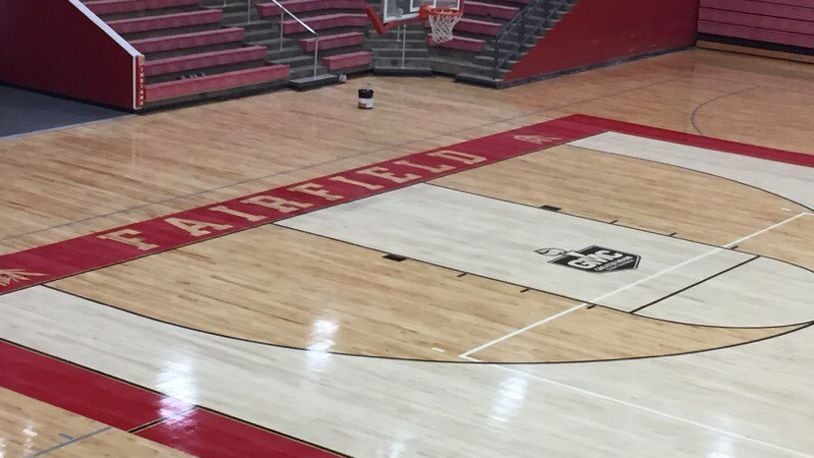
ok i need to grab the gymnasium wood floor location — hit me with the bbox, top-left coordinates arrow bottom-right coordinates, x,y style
1,48 -> 813,457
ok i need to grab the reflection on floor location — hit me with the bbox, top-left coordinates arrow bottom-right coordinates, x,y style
0,85 -> 125,137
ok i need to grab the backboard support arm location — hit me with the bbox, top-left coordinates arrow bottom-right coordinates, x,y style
366,5 -> 423,35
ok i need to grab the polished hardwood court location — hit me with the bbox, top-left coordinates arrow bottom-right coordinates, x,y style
435,145 -> 809,246
0,388 -> 188,457
1,48 -> 813,457
2,49 -> 813,256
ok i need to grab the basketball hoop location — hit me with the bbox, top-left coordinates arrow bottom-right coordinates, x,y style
420,5 -> 463,44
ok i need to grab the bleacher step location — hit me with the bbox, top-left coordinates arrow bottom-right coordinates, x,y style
289,73 -> 341,91
144,46 -> 268,77
427,36 -> 486,53
256,0 -> 367,17
374,66 -> 434,76
109,9 -> 222,34
465,1 -> 519,19
455,72 -> 504,88
144,64 -> 290,105
300,32 -> 365,52
131,28 -> 246,54
85,0 -> 199,17
323,50 -> 373,70
282,13 -> 368,34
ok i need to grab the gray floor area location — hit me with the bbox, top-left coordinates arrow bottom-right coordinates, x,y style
0,85 -> 125,138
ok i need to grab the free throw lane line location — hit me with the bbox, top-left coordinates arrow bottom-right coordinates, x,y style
459,212 -> 810,358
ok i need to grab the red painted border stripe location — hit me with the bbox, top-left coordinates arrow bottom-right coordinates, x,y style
0,115 -> 809,298
138,408 -> 337,458
562,114 -> 814,168
0,117 -> 600,295
0,340 -> 340,457
0,340 -> 192,431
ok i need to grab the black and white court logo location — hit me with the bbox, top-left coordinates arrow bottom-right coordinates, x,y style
535,246 -> 641,273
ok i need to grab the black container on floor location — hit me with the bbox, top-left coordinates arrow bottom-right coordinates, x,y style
358,88 -> 374,109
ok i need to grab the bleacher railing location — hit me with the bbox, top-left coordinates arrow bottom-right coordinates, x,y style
491,0 -> 569,79
232,0 -> 321,78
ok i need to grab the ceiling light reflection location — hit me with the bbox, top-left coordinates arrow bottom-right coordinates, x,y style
388,440 -> 407,458
489,375 -> 528,423
306,319 -> 339,373
706,433 -> 734,458
155,356 -> 199,405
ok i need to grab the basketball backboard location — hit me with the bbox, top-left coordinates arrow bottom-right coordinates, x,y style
381,0 -> 461,22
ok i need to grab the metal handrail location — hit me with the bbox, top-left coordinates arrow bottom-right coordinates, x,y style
264,0 -> 317,35
267,0 -> 320,78
229,0 -> 321,78
491,0 -> 568,79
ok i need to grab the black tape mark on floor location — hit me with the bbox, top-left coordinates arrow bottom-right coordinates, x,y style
630,255 -> 759,314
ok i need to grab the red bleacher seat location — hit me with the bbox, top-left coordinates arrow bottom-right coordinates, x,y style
322,51 -> 372,70
85,0 -> 199,16
282,13 -> 368,34
144,46 -> 268,76
256,0 -> 365,17
109,10 -> 221,34
131,28 -> 246,53
465,1 -> 519,20
452,18 -> 502,36
699,0 -> 814,50
299,32 -> 364,52
145,65 -> 289,101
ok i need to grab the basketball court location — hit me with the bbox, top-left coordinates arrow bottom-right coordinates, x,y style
1,8 -> 814,456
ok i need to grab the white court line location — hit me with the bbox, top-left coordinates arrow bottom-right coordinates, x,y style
722,212 -> 811,247
459,212 -> 811,358
460,354 -> 813,458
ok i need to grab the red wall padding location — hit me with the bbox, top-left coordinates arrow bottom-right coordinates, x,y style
505,0 -> 700,82
0,0 -> 138,109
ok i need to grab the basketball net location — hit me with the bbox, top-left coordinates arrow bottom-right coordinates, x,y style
424,7 -> 463,44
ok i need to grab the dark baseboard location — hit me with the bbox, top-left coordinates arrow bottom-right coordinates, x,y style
697,34 -> 814,57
